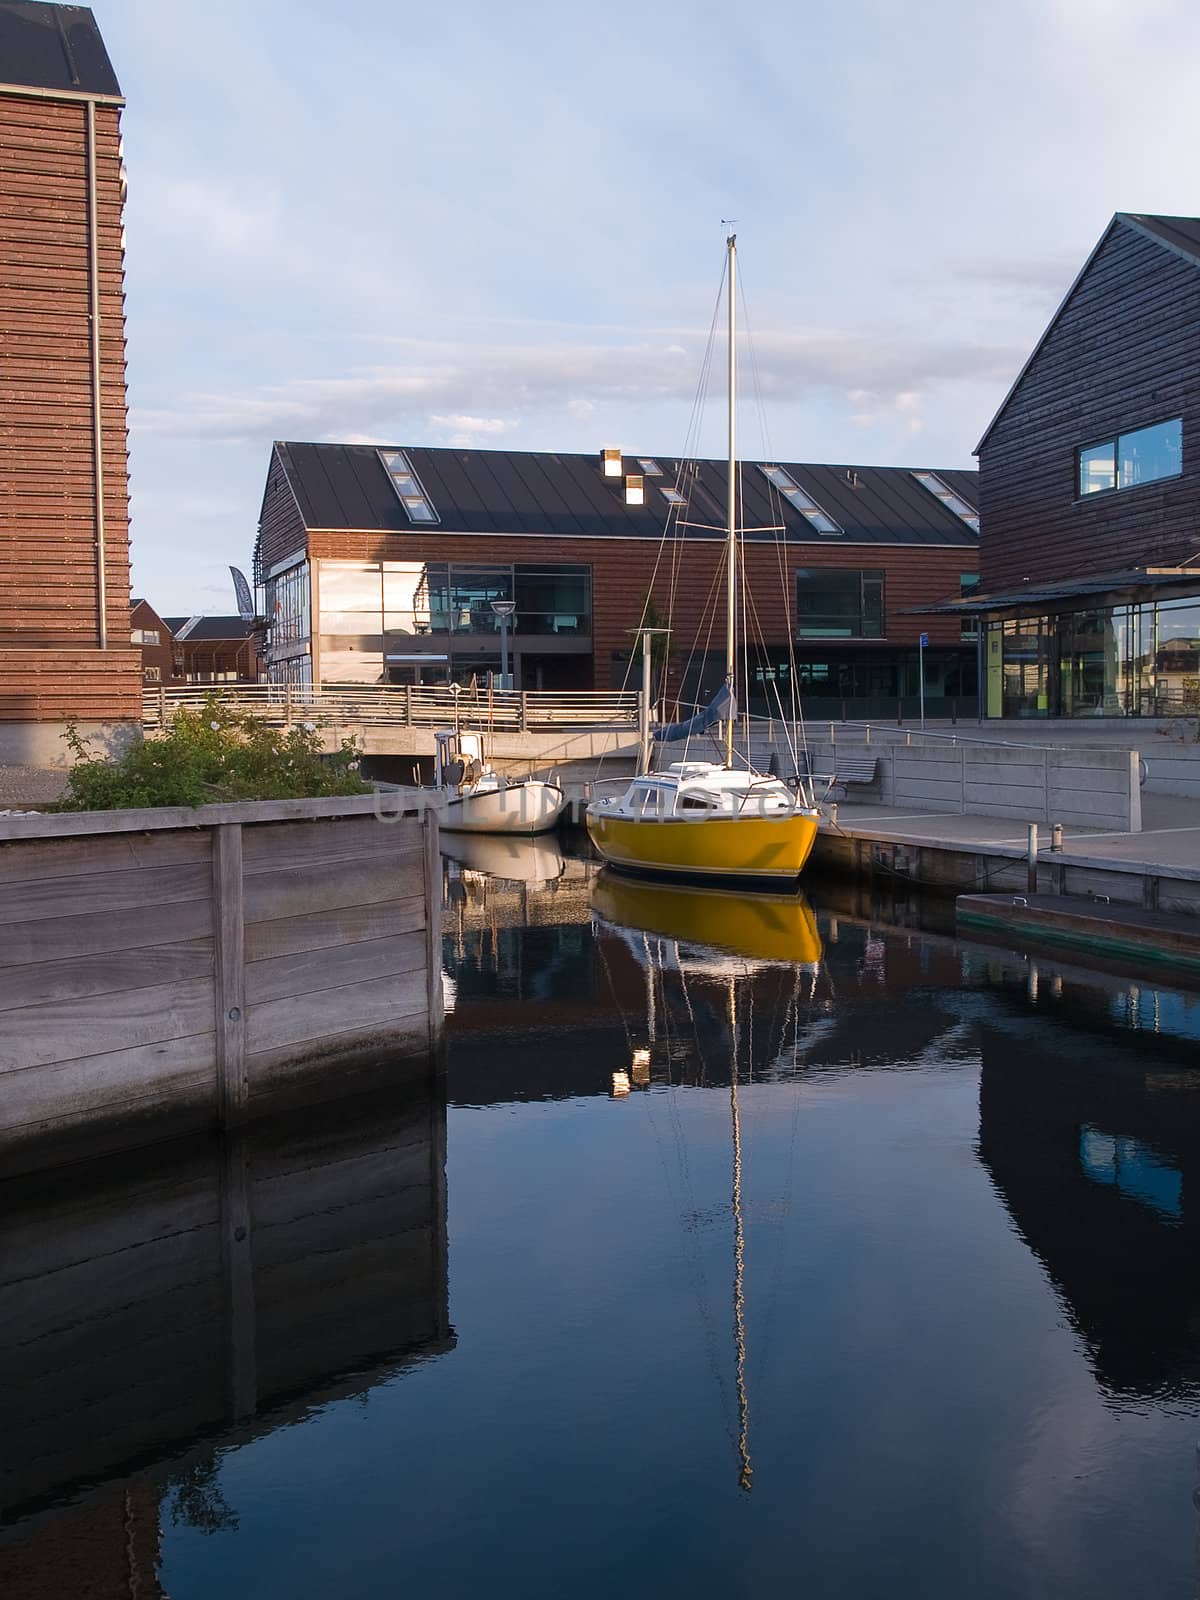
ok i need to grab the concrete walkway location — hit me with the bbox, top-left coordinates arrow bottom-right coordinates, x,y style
826,791 -> 1200,871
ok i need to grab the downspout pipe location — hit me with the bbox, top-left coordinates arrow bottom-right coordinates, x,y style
85,98 -> 107,648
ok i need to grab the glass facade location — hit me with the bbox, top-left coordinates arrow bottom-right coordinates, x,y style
266,559 -> 591,688
987,594 -> 1200,717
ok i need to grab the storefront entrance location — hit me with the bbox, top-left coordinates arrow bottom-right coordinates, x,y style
988,595 -> 1200,717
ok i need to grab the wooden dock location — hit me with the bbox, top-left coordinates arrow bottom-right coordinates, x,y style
956,893 -> 1200,975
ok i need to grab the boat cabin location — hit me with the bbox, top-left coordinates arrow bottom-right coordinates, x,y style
602,763 -> 798,820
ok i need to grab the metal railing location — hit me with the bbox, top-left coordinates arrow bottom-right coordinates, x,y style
142,684 -> 641,734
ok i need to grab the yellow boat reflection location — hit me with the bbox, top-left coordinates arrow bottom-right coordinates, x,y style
591,870 -> 822,968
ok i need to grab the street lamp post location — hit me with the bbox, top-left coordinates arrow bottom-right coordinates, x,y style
491,600 -> 516,690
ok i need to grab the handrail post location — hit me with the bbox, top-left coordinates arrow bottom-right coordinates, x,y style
284,683 -> 293,726
405,684 -> 413,727
1027,823 -> 1039,895
520,690 -> 529,732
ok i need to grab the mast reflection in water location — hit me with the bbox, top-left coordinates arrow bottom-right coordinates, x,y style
5,842 -> 1200,1598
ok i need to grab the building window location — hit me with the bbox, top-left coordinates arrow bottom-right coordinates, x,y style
960,573 -> 980,642
795,569 -> 884,638
760,465 -> 843,535
266,561 -> 311,650
143,666 -> 161,681
1077,417 -> 1181,496
911,471 -> 980,533
131,627 -> 160,646
378,449 -> 439,523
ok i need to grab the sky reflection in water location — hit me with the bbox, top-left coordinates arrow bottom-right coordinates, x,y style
3,850 -> 1200,1599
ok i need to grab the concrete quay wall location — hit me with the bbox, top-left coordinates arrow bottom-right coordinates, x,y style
813,825 -> 1200,918
801,741 -> 1142,832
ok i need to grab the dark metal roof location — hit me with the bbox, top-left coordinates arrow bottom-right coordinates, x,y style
912,566 -> 1200,616
271,442 -> 979,549
1122,212 -> 1200,267
976,212 -> 1200,454
163,616 -> 258,642
0,2 -> 120,96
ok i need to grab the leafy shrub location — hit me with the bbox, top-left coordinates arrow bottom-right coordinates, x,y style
53,694 -> 371,812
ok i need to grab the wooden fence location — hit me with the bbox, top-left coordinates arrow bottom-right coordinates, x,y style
0,795 -> 441,1171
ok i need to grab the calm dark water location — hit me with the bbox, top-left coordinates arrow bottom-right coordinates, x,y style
4,846 -> 1200,1598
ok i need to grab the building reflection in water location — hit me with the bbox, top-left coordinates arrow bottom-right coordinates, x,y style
973,957 -> 1200,1400
0,1073 -> 451,1595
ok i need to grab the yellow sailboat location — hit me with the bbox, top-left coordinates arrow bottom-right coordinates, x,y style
586,233 -> 820,887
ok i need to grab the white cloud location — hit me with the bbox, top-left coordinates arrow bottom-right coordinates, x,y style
130,326 -> 1021,449
428,414 -> 516,435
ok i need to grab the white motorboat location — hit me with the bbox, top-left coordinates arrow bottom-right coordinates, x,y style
432,729 -> 566,835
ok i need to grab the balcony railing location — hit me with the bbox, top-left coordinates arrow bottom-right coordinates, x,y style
143,684 -> 640,733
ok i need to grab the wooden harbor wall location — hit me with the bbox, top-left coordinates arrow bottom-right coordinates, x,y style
0,1081 -> 450,1525
0,795 -> 441,1173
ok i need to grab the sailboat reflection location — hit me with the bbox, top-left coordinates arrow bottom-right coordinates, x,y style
440,831 -> 566,884
591,872 -> 826,1492
590,871 -> 823,972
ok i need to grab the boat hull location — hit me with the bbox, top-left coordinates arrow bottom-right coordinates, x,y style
440,781 -> 566,836
586,809 -> 818,885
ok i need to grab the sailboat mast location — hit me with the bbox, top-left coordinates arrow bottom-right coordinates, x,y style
724,231 -> 737,770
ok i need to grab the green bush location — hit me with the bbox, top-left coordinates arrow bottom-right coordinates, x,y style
53,694 -> 371,812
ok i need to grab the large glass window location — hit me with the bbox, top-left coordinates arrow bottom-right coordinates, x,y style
314,558 -> 592,685
1077,417 -> 1181,496
266,561 -> 310,649
795,569 -> 884,638
1153,597 -> 1200,713
992,595 -> 1200,717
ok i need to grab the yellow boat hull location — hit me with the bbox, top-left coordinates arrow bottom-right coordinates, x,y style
586,809 -> 818,884
592,871 -> 821,966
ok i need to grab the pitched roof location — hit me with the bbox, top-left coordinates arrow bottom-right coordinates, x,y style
163,616 -> 258,642
1122,212 -> 1200,266
270,442 -> 979,549
0,2 -> 121,97
976,212 -> 1200,453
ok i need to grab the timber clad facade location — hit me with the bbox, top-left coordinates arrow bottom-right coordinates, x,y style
256,441 -> 980,717
979,216 -> 1200,591
0,4 -> 140,748
973,212 -> 1200,719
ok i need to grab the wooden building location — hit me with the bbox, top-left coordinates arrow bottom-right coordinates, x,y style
160,614 -> 263,684
254,442 -> 980,719
0,2 -> 140,762
962,213 -> 1200,719
129,596 -> 179,684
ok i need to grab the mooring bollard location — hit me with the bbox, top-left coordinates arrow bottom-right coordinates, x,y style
830,802 -> 838,828
1027,822 -> 1039,894
1051,822 -> 1063,852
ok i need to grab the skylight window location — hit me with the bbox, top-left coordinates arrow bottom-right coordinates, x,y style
638,458 -> 663,475
661,487 -> 686,506
758,464 -> 842,535
911,470 -> 979,532
379,449 -> 439,525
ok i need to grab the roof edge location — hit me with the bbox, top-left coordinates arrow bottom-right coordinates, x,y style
0,79 -> 123,106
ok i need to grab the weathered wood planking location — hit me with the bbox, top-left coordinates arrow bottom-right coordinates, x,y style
243,895 -> 424,961
0,1081 -> 448,1517
0,805 -> 438,1170
0,88 -> 139,724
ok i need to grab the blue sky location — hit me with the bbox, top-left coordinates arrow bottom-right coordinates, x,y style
101,0 -> 1200,611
